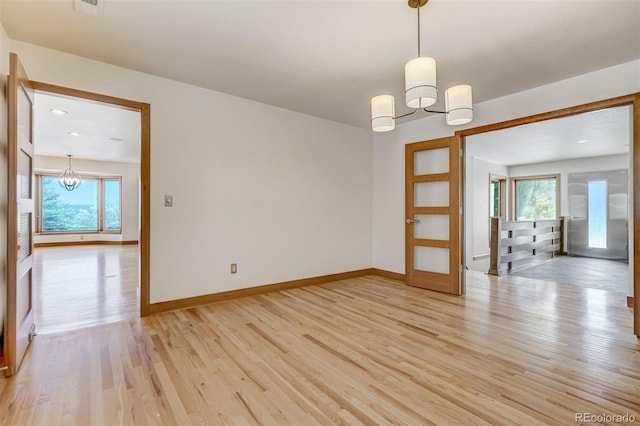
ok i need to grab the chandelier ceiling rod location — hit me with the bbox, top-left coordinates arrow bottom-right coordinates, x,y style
416,0 -> 420,57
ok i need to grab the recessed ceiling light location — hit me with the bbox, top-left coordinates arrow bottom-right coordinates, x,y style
576,139 -> 589,144
68,131 -> 81,137
50,109 -> 68,115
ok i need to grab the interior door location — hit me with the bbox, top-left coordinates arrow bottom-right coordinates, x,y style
405,136 -> 463,294
568,170 -> 629,260
5,52 -> 36,376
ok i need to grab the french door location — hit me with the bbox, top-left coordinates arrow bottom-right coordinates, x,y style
405,136 -> 463,294
568,170 -> 629,260
5,53 -> 36,376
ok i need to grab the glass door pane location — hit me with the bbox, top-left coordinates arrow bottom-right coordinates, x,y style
587,180 -> 607,249
413,214 -> 449,240
414,147 -> 449,175
414,181 -> 449,207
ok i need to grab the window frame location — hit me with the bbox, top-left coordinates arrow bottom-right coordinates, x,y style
511,174 -> 560,221
489,174 -> 508,220
36,173 -> 123,235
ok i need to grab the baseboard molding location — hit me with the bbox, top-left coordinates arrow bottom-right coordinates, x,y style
628,296 -> 634,308
35,240 -> 139,248
149,268 -> 376,315
371,268 -> 406,282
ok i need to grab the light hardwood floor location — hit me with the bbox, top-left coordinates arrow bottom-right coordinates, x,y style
1,272 -> 638,425
511,255 -> 629,295
33,245 -> 139,334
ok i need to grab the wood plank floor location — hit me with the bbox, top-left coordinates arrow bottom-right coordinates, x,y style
1,272 -> 638,425
511,255 -> 629,295
33,245 -> 139,334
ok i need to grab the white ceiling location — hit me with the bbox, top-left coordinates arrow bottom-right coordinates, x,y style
2,0 -> 639,130
466,105 -> 631,166
5,1 -> 638,165
34,92 -> 140,164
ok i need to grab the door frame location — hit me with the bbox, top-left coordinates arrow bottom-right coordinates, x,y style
489,173 -> 507,220
405,136 -> 463,295
457,93 -> 640,336
29,81 -> 151,317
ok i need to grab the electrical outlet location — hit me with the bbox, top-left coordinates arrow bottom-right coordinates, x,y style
164,194 -> 173,207
230,263 -> 237,274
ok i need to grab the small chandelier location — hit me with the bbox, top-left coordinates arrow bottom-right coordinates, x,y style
58,154 -> 82,191
371,0 -> 473,132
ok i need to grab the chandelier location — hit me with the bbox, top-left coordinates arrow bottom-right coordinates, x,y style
58,154 -> 82,191
371,0 -> 473,132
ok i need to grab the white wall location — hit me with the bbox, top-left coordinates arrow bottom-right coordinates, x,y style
8,40 -> 373,304
34,155 -> 139,244
372,59 -> 640,298
465,157 -> 509,272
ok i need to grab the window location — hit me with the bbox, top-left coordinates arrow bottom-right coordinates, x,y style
489,175 -> 507,219
513,175 -> 558,221
588,180 -> 607,248
103,179 -> 122,231
38,174 -> 122,233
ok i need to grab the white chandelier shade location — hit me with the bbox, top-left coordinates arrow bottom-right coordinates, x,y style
370,0 -> 473,132
405,56 -> 437,108
445,84 -> 473,125
371,94 -> 396,132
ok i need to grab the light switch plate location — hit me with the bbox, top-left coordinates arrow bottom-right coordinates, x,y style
164,194 -> 173,207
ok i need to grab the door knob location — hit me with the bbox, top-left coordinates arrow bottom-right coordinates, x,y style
406,218 -> 421,224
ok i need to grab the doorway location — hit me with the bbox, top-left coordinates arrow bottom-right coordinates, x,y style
28,81 -> 152,321
458,93 -> 640,336
3,53 -> 150,376
31,81 -> 151,316
31,91 -> 142,334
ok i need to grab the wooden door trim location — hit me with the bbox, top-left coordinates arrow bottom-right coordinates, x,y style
457,94 -> 637,137
489,174 -> 508,221
29,80 -> 151,317
634,93 -> 640,336
456,92 -> 640,336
